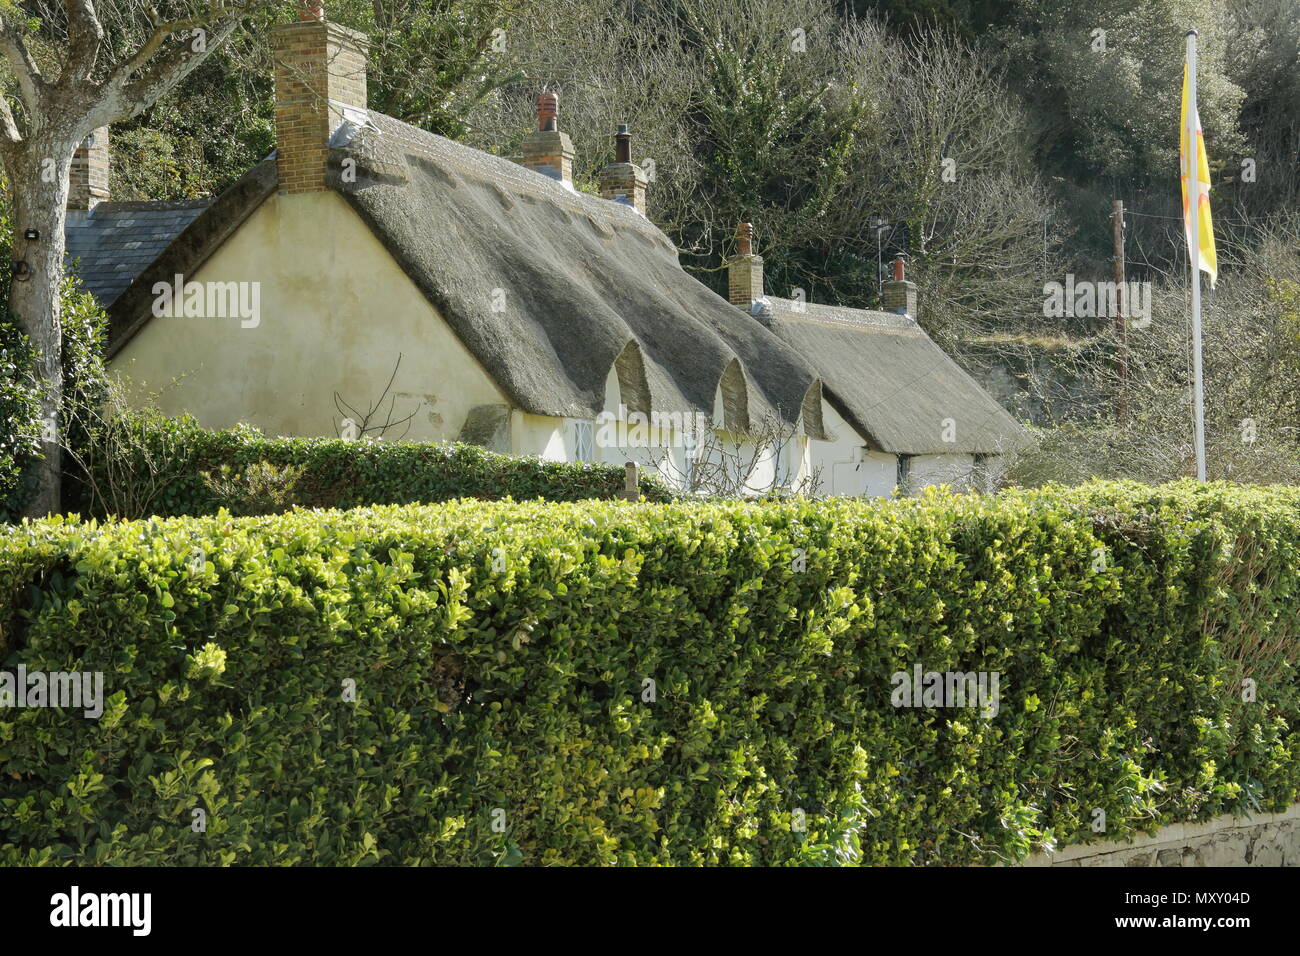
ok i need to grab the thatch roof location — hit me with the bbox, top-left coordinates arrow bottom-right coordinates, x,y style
76,109 -> 1025,455
325,112 -> 826,435
758,297 -> 1027,454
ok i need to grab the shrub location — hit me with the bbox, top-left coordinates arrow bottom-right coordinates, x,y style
69,414 -> 672,518
0,321 -> 40,519
0,278 -> 108,521
1,481 -> 1298,865
201,461 -> 307,516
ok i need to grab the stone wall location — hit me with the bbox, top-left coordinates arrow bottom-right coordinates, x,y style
1020,804 -> 1300,867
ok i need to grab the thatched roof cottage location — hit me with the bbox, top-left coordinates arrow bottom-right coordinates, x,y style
64,6 -> 1025,496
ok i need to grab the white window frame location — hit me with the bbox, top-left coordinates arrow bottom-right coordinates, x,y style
570,419 -> 595,463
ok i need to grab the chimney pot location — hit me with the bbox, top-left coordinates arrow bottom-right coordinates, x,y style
736,222 -> 754,256
537,92 -> 559,131
597,121 -> 647,212
882,255 -> 918,318
521,92 -> 575,186
299,1 -> 324,20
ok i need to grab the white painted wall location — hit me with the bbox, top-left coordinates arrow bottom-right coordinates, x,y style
512,398 -> 992,499
509,369 -> 706,487
810,401 -> 897,497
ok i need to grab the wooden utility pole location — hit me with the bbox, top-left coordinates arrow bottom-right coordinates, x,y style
1111,199 -> 1129,419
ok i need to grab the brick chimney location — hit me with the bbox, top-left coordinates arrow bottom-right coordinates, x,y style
68,126 -> 110,212
882,255 -> 917,318
520,92 -> 575,187
271,2 -> 369,194
598,123 -> 648,214
726,222 -> 764,307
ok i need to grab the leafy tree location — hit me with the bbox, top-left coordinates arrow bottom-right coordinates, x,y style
1219,0 -> 1300,216
978,0 -> 1246,187
838,0 -> 964,36
0,1 -> 524,515
0,310 -> 39,516
0,272 -> 107,518
352,0 -> 522,137
0,0 -> 277,515
673,0 -> 871,305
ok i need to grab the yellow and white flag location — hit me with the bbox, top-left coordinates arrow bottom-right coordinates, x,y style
1180,63 -> 1217,287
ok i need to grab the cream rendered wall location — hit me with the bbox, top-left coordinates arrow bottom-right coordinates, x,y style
111,191 -> 507,441
510,411 -> 568,460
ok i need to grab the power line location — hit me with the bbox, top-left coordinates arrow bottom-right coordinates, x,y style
1124,208 -> 1258,227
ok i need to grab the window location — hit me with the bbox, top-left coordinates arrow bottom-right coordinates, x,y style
571,419 -> 595,462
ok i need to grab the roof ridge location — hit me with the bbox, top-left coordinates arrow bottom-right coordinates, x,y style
766,296 -> 925,337
81,199 -> 213,213
357,110 -> 675,252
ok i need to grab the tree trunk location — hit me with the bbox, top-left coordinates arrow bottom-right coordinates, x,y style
8,141 -> 75,518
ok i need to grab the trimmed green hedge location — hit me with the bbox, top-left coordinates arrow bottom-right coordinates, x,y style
70,414 -> 671,518
2,480 -> 1298,865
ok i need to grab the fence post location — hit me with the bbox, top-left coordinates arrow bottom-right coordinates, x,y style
621,461 -> 639,501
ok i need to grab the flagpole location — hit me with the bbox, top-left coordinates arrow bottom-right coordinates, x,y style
1187,29 -> 1207,481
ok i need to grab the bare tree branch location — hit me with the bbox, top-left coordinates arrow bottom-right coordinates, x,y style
0,14 -> 48,117
333,355 -> 422,441
0,93 -> 21,148
93,9 -> 248,125
118,17 -> 243,119
62,0 -> 106,84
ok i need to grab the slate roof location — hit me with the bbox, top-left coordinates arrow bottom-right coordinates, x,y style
759,297 -> 1027,454
93,158 -> 279,355
65,201 -> 210,306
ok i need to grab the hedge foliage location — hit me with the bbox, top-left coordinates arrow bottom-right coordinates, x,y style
0,317 -> 39,515
2,480 -> 1298,865
0,278 -> 108,521
70,414 -> 671,519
